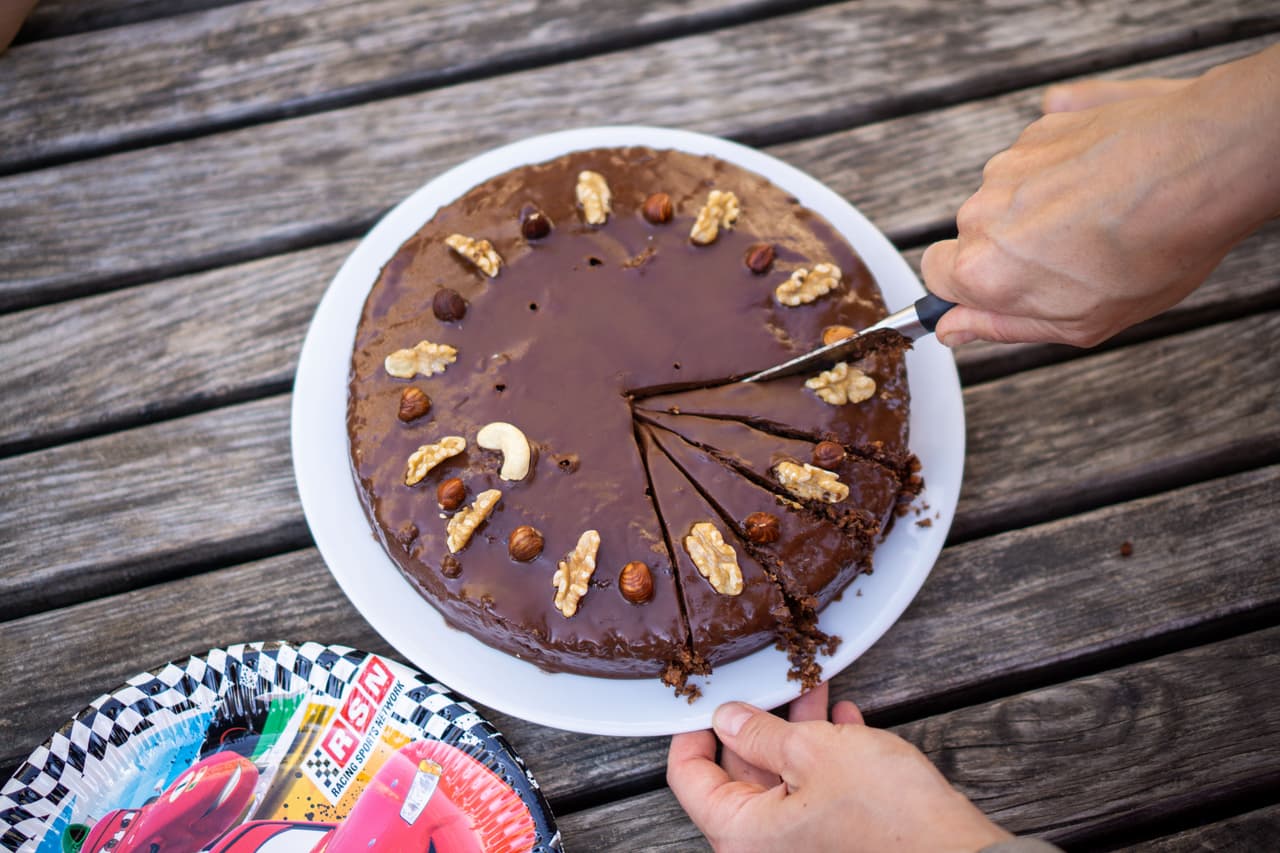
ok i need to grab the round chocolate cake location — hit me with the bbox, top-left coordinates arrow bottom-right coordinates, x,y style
347,146 -> 918,696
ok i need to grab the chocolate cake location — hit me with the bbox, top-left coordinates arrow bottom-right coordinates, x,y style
346,145 -> 916,693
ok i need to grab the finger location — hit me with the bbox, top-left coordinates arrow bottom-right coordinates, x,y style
668,730 -> 775,838
934,304 -> 1080,347
832,700 -> 865,726
788,682 -> 829,723
1042,77 -> 1191,113
713,702 -> 816,786
668,730 -> 728,802
722,745 -> 782,789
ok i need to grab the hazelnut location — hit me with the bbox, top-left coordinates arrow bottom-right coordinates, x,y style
436,477 -> 466,511
508,525 -> 544,562
744,243 -> 775,274
398,387 -> 432,422
743,512 -> 781,544
521,209 -> 552,240
433,288 -> 467,322
619,560 -> 654,604
812,440 -> 847,469
642,192 -> 673,224
822,325 -> 856,347
441,555 -> 462,578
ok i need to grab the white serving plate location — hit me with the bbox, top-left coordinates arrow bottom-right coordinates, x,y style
291,126 -> 964,736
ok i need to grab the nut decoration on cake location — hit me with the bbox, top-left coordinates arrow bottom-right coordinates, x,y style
347,146 -> 917,696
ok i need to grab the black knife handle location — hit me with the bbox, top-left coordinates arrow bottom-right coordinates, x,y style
915,291 -> 956,333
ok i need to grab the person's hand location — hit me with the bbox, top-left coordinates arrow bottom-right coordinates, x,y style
667,683 -> 1012,853
924,44 -> 1280,348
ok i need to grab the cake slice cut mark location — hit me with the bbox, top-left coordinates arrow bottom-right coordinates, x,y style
642,425 -> 837,689
637,409 -> 908,540
629,422 -> 709,700
634,344 -> 914,470
637,403 -> 917,481
646,424 -> 872,612
639,427 -> 800,674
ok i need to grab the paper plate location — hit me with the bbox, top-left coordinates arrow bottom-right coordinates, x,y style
0,642 -> 560,853
292,126 -> 965,735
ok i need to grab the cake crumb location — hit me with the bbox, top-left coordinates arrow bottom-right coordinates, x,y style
1120,541 -> 1134,558
915,518 -> 932,528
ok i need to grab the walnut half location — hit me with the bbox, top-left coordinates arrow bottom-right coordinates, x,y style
690,190 -> 740,246
385,340 -> 458,379
404,436 -> 466,486
775,263 -> 842,306
684,521 -> 743,596
445,233 -> 502,277
773,461 -> 849,504
805,362 -> 876,405
553,529 -> 601,617
446,488 -> 502,553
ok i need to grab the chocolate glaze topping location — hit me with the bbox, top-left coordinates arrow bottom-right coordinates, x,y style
347,146 -> 914,688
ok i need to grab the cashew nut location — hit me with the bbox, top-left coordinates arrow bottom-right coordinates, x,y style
476,422 -> 531,481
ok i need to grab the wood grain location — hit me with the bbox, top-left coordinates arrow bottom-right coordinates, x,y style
0,240 -> 353,454
0,40 -> 1271,456
2,4 -> 1275,308
16,0 -> 245,43
0,396 -> 306,619
0,0 -> 799,171
1123,803 -> 1280,851
953,309 -> 1280,542
3,464 -> 1276,809
559,628 -> 1280,847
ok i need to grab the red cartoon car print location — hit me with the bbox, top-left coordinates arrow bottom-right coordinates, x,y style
81,751 -> 259,852
78,741 -> 535,852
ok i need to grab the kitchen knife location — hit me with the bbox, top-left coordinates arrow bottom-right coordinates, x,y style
740,292 -> 955,384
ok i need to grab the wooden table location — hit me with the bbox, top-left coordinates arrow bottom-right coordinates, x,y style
2,2 -> 1278,849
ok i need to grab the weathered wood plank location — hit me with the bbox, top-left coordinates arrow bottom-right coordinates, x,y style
3,307 -> 1277,616
2,3 -> 1274,307
953,310 -> 1280,542
0,0 -> 802,171
0,240 -> 352,454
0,39 -> 1269,455
3,464 -> 1276,811
1122,803 -> 1280,851
0,396 -> 307,619
16,0 -> 243,43
560,628 -> 1280,847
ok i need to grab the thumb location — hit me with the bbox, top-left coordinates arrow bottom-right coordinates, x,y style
713,702 -> 818,788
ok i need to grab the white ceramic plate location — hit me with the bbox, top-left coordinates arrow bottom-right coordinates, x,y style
292,126 -> 964,737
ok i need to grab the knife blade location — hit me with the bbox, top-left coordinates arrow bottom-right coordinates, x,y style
740,291 -> 955,384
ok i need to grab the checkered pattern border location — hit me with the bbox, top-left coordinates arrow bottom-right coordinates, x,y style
1,641 -> 561,853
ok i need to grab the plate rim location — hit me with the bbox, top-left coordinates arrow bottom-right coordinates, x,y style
290,125 -> 965,736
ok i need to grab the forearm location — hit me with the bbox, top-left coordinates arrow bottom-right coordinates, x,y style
1180,42 -> 1280,243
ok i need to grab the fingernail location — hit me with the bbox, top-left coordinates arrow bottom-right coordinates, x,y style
713,702 -> 756,737
938,331 -> 975,348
